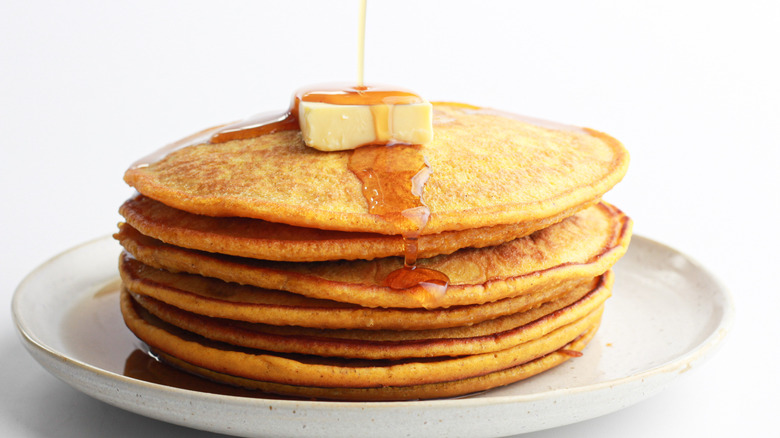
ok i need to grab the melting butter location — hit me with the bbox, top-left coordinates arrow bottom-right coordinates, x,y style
299,96 -> 433,151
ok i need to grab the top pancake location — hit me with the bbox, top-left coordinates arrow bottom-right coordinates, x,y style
124,104 -> 629,235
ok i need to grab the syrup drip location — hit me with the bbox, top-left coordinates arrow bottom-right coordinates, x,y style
207,84 -> 447,298
209,111 -> 299,144
131,84 -> 426,170
123,349 -> 300,400
348,144 -> 450,296
130,0 -> 447,297
558,349 -> 584,358
202,84 -> 425,145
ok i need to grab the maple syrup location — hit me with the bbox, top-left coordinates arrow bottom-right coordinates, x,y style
130,0 -> 448,298
357,0 -> 367,86
347,143 -> 449,294
208,83 -> 425,145
123,349 -> 301,400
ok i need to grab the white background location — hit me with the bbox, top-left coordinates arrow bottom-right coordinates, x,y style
2,0 -> 778,437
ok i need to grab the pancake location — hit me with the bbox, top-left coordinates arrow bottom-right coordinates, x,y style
124,103 -> 629,235
120,289 -> 603,399
119,194 -> 593,262
119,252 -> 602,330
128,273 -> 611,359
151,325 -> 598,401
115,202 -> 631,309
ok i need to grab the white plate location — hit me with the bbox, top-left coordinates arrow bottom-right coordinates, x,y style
12,235 -> 734,438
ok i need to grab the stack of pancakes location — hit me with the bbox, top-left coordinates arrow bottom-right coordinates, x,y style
115,103 -> 631,401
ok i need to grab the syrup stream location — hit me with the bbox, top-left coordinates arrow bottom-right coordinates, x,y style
357,0 -> 367,87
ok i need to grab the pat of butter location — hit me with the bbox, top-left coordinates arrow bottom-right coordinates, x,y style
299,101 -> 433,151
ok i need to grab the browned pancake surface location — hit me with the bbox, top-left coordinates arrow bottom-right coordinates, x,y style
151,325 -> 598,401
116,202 -> 632,308
119,253 -> 600,330
120,289 -> 603,392
129,272 -> 611,359
124,104 -> 629,235
120,194 -> 588,261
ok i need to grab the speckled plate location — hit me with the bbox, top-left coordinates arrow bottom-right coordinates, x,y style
12,235 -> 733,438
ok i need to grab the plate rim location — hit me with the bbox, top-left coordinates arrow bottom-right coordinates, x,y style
11,234 -> 736,430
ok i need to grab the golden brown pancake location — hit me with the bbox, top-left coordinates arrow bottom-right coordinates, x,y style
128,272 -> 611,359
120,194 -> 592,262
116,202 -> 631,309
119,252 -> 601,330
120,289 -> 603,399
124,104 -> 629,235
151,326 -> 598,401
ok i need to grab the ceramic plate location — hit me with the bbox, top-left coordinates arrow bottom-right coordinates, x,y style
12,235 -> 734,438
